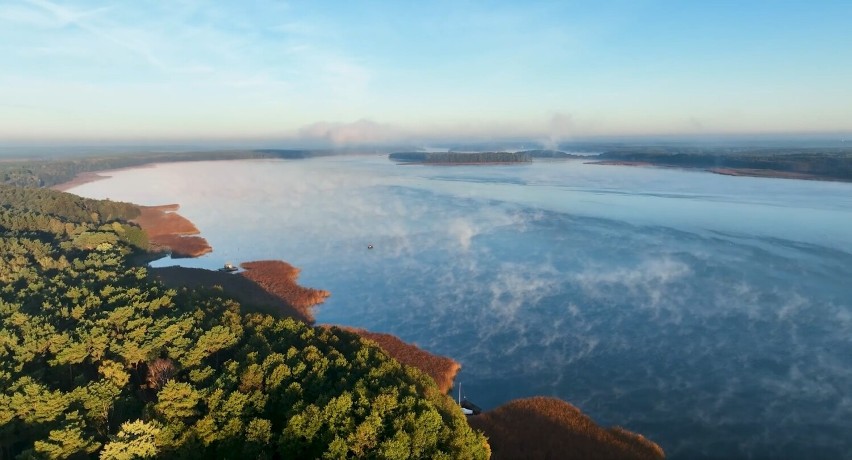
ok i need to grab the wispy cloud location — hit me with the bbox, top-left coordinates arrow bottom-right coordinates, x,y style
23,0 -> 187,73
12,0 -> 372,93
297,119 -> 402,146
1,0 -> 108,28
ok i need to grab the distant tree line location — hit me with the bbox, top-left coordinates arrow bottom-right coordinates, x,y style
0,150 -> 326,188
597,147 -> 852,181
519,150 -> 581,159
0,186 -> 490,458
389,151 -> 531,164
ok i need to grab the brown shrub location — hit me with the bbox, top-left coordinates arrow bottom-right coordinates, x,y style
468,397 -> 665,460
338,327 -> 460,393
148,234 -> 212,258
133,205 -> 198,237
239,260 -> 330,322
132,204 -> 212,257
146,358 -> 177,390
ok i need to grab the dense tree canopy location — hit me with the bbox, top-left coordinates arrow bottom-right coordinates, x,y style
0,187 -> 489,459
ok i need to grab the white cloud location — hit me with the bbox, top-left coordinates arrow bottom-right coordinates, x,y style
296,119 -> 403,146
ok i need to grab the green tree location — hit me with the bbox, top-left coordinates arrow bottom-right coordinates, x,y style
32,412 -> 99,459
154,381 -> 200,423
100,420 -> 160,460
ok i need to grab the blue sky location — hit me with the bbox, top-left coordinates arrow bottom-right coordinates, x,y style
1,0 -> 850,144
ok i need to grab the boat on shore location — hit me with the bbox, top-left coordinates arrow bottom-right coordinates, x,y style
218,262 -> 238,272
458,383 -> 482,415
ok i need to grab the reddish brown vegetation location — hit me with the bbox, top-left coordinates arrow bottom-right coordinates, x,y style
337,327 -> 460,393
132,205 -> 212,257
468,397 -> 665,460
149,266 -> 313,322
134,204 -> 195,235
146,235 -> 211,258
239,260 -> 330,322
145,358 -> 177,390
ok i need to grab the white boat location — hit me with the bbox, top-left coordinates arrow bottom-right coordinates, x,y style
218,262 -> 238,272
458,383 -> 481,415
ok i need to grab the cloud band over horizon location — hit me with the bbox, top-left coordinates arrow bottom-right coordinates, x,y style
1,0 -> 851,142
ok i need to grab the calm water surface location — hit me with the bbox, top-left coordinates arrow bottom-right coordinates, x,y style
70,156 -> 852,459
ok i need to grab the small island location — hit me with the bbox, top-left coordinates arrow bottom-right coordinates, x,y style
390,151 -> 532,164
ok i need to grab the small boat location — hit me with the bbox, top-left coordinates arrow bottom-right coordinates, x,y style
367,244 -> 374,249
218,262 -> 238,272
458,383 -> 481,416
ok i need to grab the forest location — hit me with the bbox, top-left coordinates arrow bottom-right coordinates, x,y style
0,150 -> 324,188
0,184 -> 489,458
595,147 -> 852,181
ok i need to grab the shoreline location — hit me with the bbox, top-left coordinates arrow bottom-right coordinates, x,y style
706,167 -> 831,181
469,397 -> 664,460
587,160 -> 850,182
396,161 -> 531,166
50,171 -> 111,191
49,163 -> 158,192
133,204 -> 213,258
51,166 -> 212,258
239,260 -> 331,323
57,162 -> 664,458
333,326 -> 461,394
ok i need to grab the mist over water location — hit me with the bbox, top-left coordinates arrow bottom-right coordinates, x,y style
70,156 -> 852,459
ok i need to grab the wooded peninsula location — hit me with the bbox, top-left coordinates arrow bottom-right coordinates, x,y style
0,184 -> 490,459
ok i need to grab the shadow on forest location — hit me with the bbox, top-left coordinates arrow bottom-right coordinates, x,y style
149,266 -> 313,323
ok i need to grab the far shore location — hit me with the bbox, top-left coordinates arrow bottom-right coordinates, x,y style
397,161 -> 531,166
50,171 -> 110,191
49,163 -> 158,192
707,167 -> 828,181
587,160 -> 848,182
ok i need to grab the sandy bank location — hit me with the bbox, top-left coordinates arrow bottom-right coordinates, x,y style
133,205 -> 212,258
334,327 -> 460,394
468,397 -> 664,460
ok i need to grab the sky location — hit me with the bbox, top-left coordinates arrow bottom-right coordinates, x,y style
1,0 -> 851,145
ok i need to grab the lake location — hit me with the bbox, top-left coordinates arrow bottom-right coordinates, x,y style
69,156 -> 852,459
